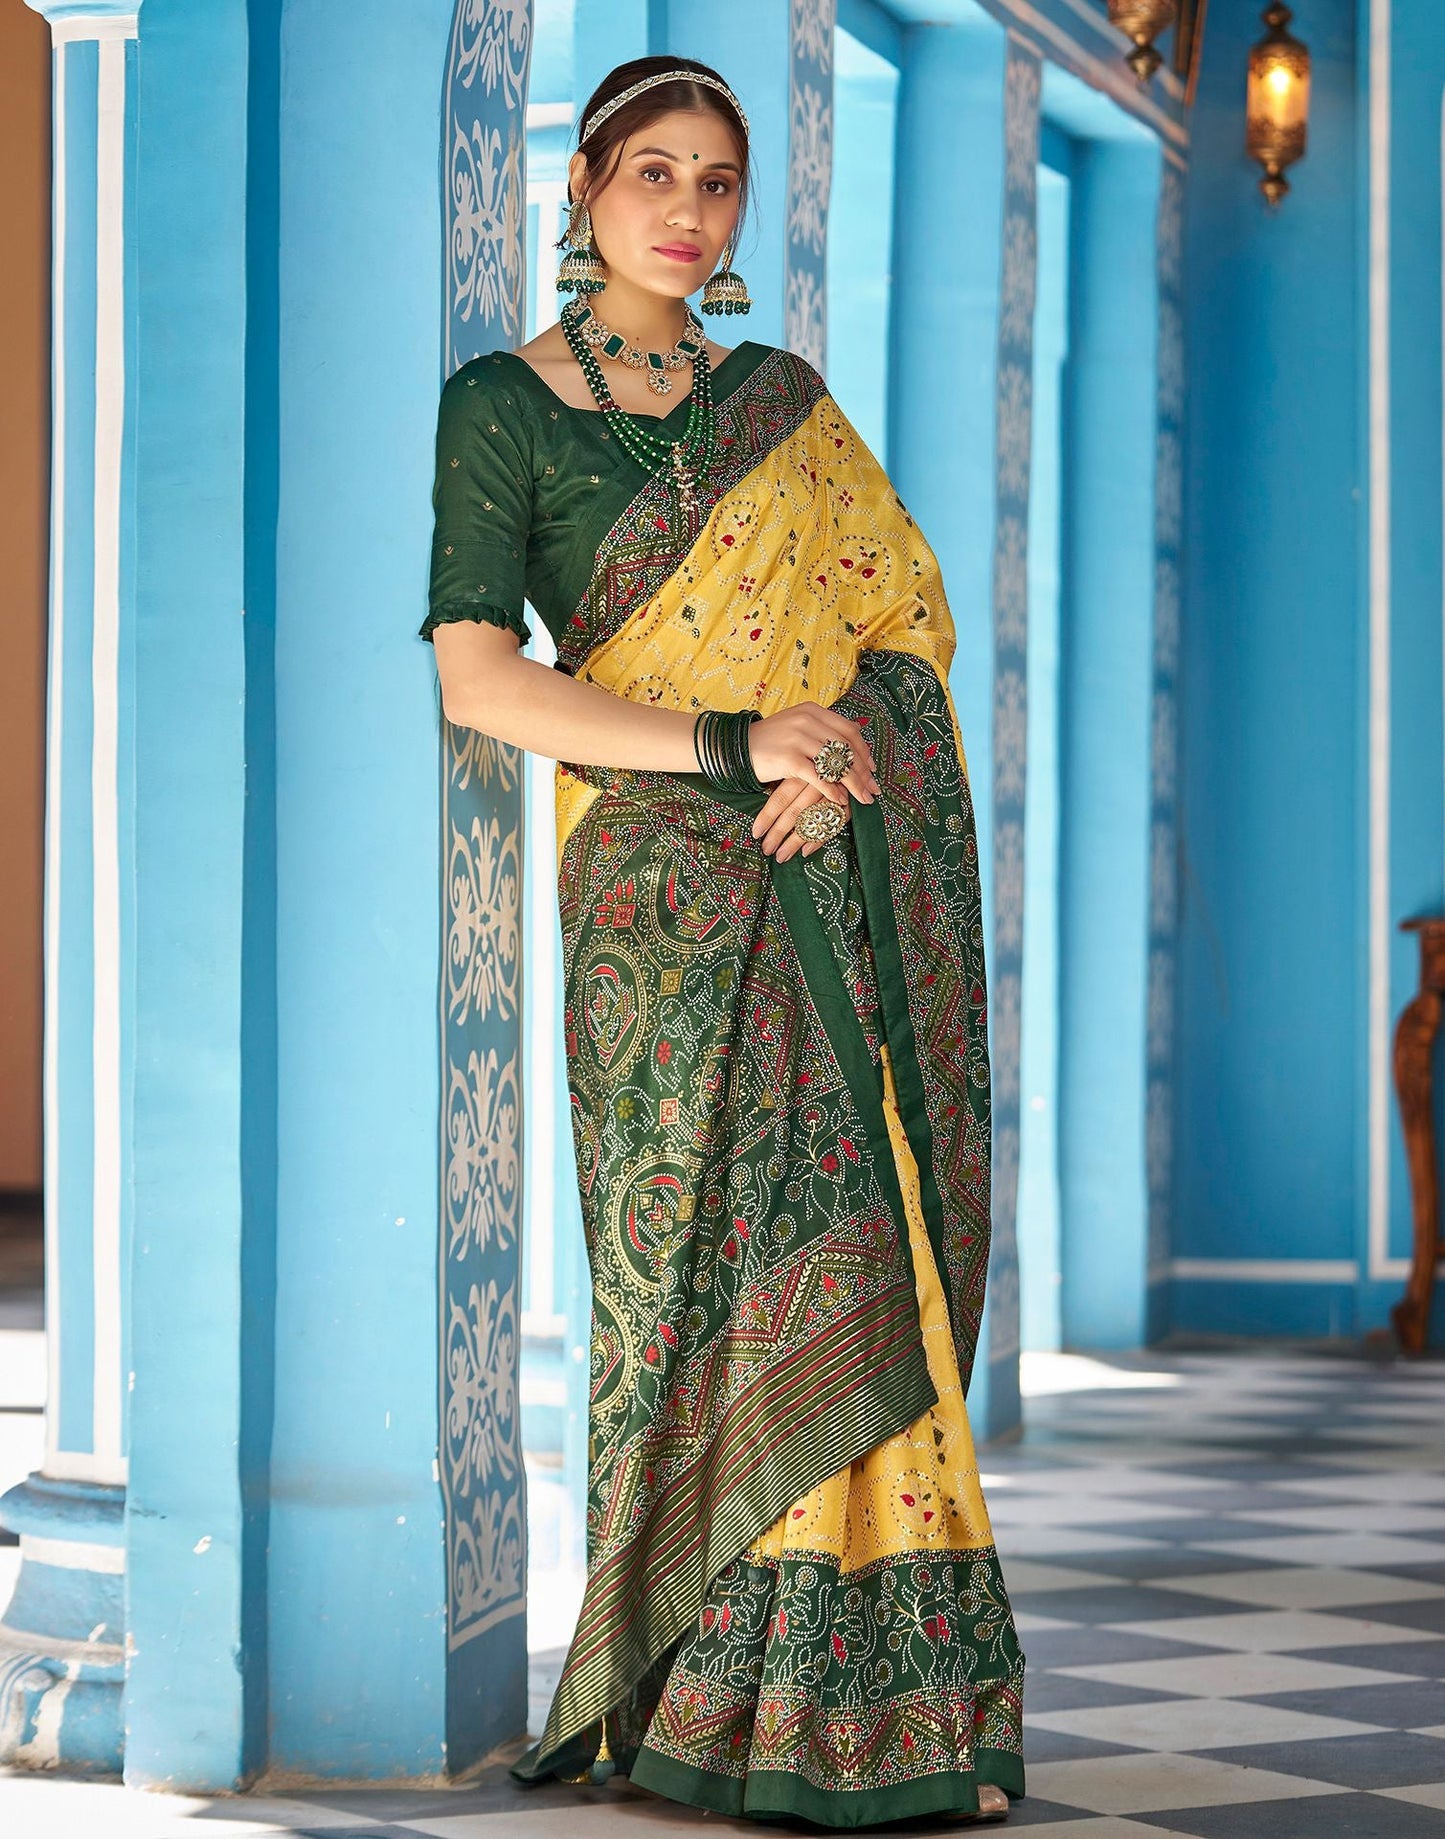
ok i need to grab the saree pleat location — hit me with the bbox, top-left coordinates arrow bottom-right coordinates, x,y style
479,348 -> 1024,1821
622,1048 -> 1024,1824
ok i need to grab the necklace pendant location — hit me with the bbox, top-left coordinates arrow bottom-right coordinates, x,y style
649,371 -> 673,396
670,443 -> 697,517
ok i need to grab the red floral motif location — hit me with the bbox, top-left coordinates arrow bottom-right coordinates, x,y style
831,1632 -> 848,1664
656,1039 -> 672,1065
593,876 -> 637,928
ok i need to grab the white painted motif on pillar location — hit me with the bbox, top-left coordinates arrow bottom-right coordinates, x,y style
1145,160 -> 1185,1281
449,1 -> 531,352
440,0 -> 532,1648
985,37 -> 1042,1389
995,820 -> 1025,955
785,0 -> 834,370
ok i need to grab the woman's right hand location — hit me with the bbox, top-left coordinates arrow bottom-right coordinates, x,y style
747,703 -> 880,862
747,701 -> 879,807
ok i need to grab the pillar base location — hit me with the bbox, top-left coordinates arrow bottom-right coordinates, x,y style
0,1474 -> 125,1774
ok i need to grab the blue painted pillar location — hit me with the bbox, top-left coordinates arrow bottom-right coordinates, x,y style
123,0 -> 258,1790
573,1 -> 655,107
7,0 -> 544,1789
663,0 -> 792,344
890,16 -> 1016,1441
1056,137 -> 1162,1349
0,0 -> 141,1776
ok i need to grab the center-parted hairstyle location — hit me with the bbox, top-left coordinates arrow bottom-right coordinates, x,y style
569,56 -> 756,258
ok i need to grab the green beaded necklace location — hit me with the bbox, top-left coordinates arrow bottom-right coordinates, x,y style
560,296 -> 718,517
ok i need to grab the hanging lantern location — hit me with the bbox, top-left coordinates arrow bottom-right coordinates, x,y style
1108,0 -> 1178,86
1247,3 -> 1311,206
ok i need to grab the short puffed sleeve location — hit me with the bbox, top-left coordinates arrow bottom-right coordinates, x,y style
419,359 -> 535,645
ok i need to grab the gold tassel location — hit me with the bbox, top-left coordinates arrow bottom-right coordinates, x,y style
588,1711 -> 616,1785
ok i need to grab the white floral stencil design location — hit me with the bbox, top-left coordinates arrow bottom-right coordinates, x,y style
999,213 -> 1038,346
997,362 -> 1033,501
786,0 -> 834,372
787,78 -> 833,257
785,265 -> 826,371
450,119 -> 526,344
452,0 -> 531,109
995,513 -> 1028,651
792,0 -> 834,70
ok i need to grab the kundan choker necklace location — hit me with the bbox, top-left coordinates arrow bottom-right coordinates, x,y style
569,301 -> 706,396
560,295 -> 717,518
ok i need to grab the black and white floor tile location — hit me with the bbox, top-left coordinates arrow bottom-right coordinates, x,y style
4,1347 -> 1445,1836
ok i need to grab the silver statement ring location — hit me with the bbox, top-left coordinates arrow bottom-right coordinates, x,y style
794,800 -> 848,843
812,737 -> 854,784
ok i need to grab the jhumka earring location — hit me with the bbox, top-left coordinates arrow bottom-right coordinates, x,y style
555,198 -> 607,296
699,240 -> 752,316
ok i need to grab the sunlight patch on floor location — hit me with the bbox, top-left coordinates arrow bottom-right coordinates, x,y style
1020,1350 -> 1184,1397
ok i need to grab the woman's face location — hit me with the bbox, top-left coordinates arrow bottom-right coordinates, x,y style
572,107 -> 743,302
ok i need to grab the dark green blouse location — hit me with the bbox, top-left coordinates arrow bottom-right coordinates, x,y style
421,342 -> 774,651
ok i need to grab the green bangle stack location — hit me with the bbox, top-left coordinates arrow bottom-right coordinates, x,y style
693,707 -> 765,795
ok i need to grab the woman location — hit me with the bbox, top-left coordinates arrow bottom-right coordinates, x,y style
423,54 -> 1024,1828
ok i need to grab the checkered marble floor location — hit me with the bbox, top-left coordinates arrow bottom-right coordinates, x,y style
5,1346 -> 1445,1836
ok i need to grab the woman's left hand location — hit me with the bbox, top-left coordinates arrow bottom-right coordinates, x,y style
751,776 -> 852,862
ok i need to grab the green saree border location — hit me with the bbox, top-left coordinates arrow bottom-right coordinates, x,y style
849,792 -> 956,1335
628,1743 -> 1026,1827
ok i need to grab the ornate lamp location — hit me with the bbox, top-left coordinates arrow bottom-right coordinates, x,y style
1108,0 -> 1178,86
1247,3 -> 1311,206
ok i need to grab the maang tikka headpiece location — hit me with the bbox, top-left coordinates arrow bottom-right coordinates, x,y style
580,69 -> 750,143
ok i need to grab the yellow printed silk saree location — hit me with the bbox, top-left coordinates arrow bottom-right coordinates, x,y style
424,342 -> 1025,1825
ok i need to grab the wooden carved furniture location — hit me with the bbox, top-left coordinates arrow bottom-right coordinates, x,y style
1392,918 -> 1445,1354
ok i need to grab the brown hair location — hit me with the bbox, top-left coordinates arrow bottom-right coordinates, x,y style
568,56 -> 755,259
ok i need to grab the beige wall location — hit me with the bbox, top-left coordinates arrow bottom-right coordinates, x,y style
0,5 -> 50,1193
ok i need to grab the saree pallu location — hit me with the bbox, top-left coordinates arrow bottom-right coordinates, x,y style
509,351 -> 1025,1824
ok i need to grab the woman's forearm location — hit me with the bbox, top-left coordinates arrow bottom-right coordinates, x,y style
442,643 -> 703,773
